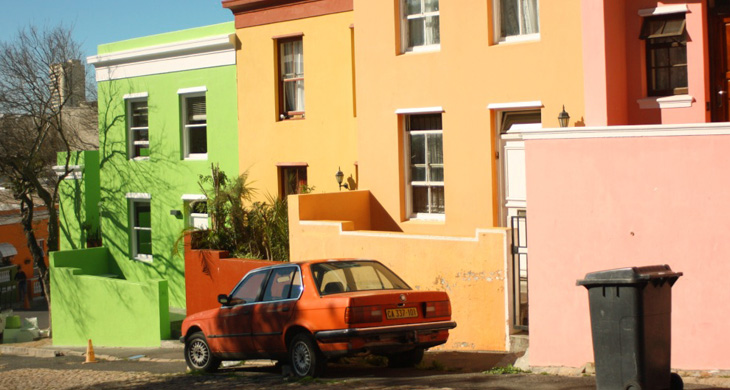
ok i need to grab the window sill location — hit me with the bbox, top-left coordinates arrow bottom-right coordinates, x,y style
402,44 -> 440,55
406,214 -> 446,223
184,154 -> 208,161
130,156 -> 150,161
132,255 -> 153,264
637,94 -> 694,109
495,33 -> 540,45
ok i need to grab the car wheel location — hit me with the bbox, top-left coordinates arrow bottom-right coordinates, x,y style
387,348 -> 425,368
289,333 -> 325,377
185,332 -> 221,373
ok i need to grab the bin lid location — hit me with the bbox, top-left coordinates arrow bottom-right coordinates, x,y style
577,264 -> 682,287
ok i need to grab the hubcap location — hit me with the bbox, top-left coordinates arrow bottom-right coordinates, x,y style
189,339 -> 209,368
292,341 -> 312,376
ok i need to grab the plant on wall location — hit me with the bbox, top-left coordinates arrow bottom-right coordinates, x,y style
185,163 -> 289,262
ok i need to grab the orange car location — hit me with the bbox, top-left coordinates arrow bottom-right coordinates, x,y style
180,259 -> 456,377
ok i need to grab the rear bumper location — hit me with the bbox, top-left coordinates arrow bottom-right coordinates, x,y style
315,320 -> 457,341
314,320 -> 456,358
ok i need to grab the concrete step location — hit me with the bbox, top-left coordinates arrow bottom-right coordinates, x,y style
510,334 -> 529,353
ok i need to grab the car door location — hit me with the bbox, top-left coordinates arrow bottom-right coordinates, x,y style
217,269 -> 269,354
251,266 -> 302,354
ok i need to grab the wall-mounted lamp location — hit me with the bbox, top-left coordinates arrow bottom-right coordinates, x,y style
335,167 -> 349,191
170,210 -> 182,218
558,105 -> 570,128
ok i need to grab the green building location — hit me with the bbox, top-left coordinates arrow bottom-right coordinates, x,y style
54,22 -> 238,346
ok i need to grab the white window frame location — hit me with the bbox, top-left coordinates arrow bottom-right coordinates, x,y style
493,0 -> 541,44
127,194 -> 152,262
179,88 -> 208,160
402,112 -> 445,221
401,0 -> 441,53
124,93 -> 149,160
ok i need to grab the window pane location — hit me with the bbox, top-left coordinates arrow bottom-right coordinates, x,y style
411,166 -> 426,181
406,0 -> 422,15
500,0 -> 519,37
427,133 -> 443,164
671,66 -> 688,90
521,0 -> 539,34
135,203 -> 150,228
653,47 -> 669,67
412,186 -> 429,213
186,96 -> 206,124
188,126 -> 207,154
655,68 -> 669,92
408,18 -> 425,47
263,267 -> 297,301
669,45 -> 686,65
429,166 -> 444,182
408,114 -> 442,130
430,186 -> 445,214
231,271 -> 268,304
136,230 -> 152,255
426,16 -> 440,45
131,100 -> 148,128
424,0 -> 439,12
410,133 -> 425,164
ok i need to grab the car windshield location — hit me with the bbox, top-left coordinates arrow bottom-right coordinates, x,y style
310,261 -> 411,295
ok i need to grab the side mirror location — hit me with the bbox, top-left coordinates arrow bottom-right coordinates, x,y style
218,294 -> 231,306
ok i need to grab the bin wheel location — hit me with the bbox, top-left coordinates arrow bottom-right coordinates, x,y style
624,381 -> 641,390
670,373 -> 684,390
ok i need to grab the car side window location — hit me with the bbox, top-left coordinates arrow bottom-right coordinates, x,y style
230,270 -> 268,305
262,266 -> 301,302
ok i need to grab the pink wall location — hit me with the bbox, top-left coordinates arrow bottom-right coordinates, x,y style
582,0 -> 709,126
527,132 -> 730,370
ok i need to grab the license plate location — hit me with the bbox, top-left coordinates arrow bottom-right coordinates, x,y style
386,307 -> 418,320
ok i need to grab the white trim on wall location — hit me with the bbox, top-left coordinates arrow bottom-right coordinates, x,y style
123,92 -> 149,100
177,86 -> 207,95
88,34 -> 236,82
395,106 -> 444,115
181,194 -> 207,201
487,101 -> 543,110
520,122 -> 730,140
637,95 -> 694,109
125,192 -> 151,199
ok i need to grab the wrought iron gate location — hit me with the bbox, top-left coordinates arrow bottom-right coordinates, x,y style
511,213 -> 528,330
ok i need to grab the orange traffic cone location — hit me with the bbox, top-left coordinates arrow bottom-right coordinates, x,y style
83,339 -> 97,364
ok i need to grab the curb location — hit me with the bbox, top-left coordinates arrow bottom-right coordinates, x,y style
0,345 -> 61,358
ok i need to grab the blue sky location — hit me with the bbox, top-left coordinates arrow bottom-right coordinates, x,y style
0,0 -> 232,60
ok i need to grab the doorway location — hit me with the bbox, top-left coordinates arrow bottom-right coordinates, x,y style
709,0 -> 730,121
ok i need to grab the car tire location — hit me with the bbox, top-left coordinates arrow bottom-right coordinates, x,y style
289,333 -> 325,378
185,332 -> 221,373
387,348 -> 425,368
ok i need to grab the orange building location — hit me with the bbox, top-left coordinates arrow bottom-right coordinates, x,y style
223,0 -> 357,199
287,0 -> 586,352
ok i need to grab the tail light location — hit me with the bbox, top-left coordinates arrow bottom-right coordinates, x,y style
424,301 -> 451,318
345,305 -> 383,324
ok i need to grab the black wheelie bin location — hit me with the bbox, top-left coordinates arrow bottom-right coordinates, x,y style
577,265 -> 683,390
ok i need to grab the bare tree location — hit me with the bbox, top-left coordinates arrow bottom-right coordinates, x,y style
0,24 -> 95,325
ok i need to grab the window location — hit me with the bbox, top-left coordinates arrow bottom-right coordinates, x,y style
262,266 -> 302,302
401,0 -> 440,51
495,0 -> 540,42
278,37 -> 304,119
130,199 -> 152,261
229,269 -> 268,305
640,14 -> 687,97
181,93 -> 207,159
405,113 -> 444,217
188,200 -> 208,229
500,110 -> 541,133
126,97 -> 149,159
278,166 -> 307,198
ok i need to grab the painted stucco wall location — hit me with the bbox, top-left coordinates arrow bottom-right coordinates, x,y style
51,248 -> 169,347
526,129 -> 730,370
58,151 -> 100,251
0,212 -> 49,281
235,11 -> 357,199
582,0 -> 709,126
93,23 -> 238,309
289,193 -> 512,351
352,0 -> 585,236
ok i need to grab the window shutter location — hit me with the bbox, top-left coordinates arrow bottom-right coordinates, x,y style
187,96 -> 207,122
